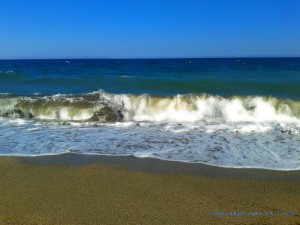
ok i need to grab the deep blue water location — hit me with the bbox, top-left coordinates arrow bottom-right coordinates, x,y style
1,58 -> 300,98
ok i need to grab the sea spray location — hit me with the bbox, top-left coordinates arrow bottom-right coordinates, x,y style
1,91 -> 299,123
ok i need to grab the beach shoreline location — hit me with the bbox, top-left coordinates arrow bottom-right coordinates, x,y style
1,154 -> 300,225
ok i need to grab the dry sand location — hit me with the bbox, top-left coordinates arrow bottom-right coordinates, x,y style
0,154 -> 300,225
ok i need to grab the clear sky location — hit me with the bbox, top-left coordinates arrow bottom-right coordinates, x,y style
0,0 -> 300,59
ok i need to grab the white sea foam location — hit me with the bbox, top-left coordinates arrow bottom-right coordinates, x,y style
118,94 -> 300,124
0,116 -> 299,170
0,92 -> 300,170
119,75 -> 133,78
0,93 -> 12,95
1,91 -> 298,123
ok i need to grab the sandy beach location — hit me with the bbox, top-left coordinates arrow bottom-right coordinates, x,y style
0,154 -> 299,225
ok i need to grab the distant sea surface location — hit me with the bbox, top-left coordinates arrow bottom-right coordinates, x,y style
1,58 -> 300,170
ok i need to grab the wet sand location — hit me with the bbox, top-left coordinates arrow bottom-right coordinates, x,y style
0,154 -> 300,225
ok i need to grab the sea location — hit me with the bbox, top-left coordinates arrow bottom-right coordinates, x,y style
0,58 -> 300,170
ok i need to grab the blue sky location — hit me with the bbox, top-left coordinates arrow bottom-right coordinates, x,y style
0,0 -> 299,59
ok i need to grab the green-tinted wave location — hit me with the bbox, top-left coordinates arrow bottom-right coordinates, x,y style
0,91 -> 299,123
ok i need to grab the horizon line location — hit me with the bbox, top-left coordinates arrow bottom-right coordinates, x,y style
1,56 -> 300,60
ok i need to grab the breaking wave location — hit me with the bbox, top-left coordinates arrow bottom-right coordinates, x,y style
0,91 -> 300,124
1,91 -> 300,171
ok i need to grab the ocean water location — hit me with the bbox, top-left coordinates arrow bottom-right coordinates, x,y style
0,58 -> 300,170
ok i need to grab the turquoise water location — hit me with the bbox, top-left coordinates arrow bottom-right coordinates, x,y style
0,58 -> 300,170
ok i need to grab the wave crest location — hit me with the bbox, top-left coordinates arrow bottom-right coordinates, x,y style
0,91 -> 299,123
